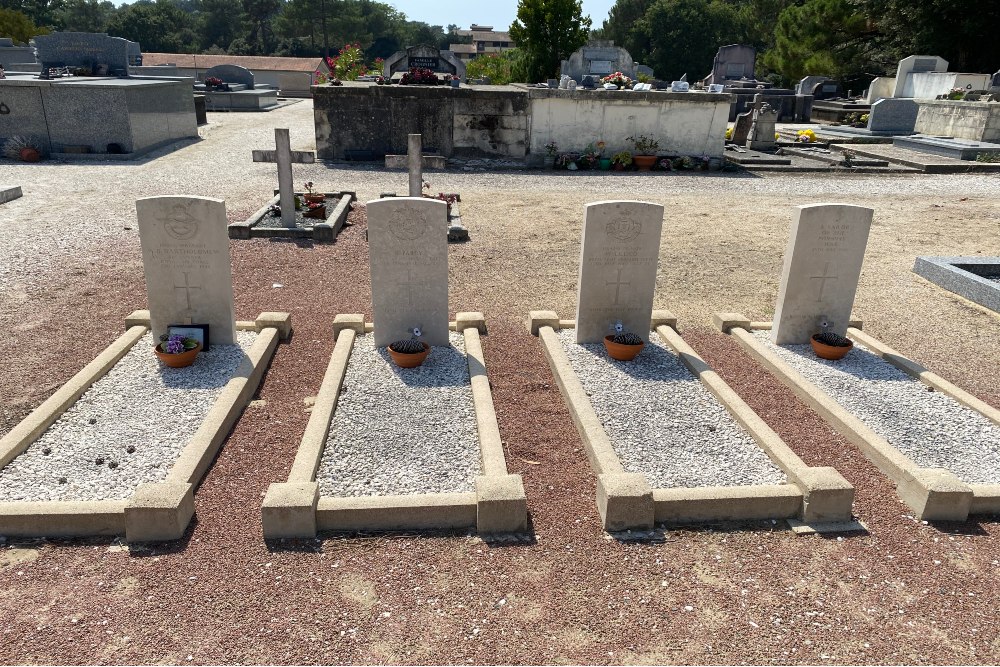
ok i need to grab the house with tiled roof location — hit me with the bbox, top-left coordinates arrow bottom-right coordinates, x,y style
449,25 -> 516,62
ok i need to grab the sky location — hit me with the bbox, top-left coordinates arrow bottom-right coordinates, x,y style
389,0 -> 617,31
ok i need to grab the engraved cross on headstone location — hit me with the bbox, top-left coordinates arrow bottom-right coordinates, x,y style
810,261 -> 839,302
393,268 -> 417,306
252,128 -> 315,228
174,271 -> 201,312
606,268 -> 631,305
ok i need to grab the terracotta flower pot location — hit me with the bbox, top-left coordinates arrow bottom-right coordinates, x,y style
633,155 -> 657,171
612,163 -> 626,171
19,147 -> 40,163
388,342 -> 430,368
303,205 -> 327,220
810,334 -> 853,360
304,193 -> 326,204
154,342 -> 202,368
604,335 -> 644,361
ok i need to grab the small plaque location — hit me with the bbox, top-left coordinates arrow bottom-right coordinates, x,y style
168,324 -> 211,351
589,60 -> 613,75
409,56 -> 440,70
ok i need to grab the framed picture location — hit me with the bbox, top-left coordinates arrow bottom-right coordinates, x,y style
167,324 -> 210,351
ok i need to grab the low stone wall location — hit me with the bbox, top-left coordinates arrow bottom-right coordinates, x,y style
915,100 -> 1000,142
312,82 -> 731,163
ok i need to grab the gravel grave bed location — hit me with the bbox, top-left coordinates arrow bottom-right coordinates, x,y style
316,331 -> 481,497
755,331 -> 1000,484
253,199 -> 335,229
556,329 -> 786,488
0,331 -> 258,502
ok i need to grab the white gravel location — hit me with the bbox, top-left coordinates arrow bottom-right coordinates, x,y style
755,331 -> 1000,485
0,331 -> 258,502
556,329 -> 787,488
316,332 -> 481,497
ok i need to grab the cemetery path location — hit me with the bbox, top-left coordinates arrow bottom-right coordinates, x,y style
1,104 -> 1000,664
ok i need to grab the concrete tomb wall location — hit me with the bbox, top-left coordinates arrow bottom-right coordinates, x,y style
914,100 -> 1000,143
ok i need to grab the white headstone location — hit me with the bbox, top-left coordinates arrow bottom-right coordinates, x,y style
136,196 -> 237,345
367,197 -> 449,347
771,204 -> 874,345
575,201 -> 664,343
892,55 -> 948,98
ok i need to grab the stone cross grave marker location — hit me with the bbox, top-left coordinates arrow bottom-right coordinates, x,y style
367,197 -> 450,347
575,201 -> 665,344
252,128 -> 315,228
771,203 -> 874,345
136,195 -> 237,344
407,134 -> 422,197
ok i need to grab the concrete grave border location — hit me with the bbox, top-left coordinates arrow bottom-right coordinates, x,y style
1,185 -> 23,205
528,310 -> 857,533
913,256 -> 1000,314
0,310 -> 291,542
714,312 -> 1000,521
229,191 -> 356,243
262,312 -> 527,538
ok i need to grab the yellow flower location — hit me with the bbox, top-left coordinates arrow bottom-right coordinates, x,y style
725,126 -> 733,140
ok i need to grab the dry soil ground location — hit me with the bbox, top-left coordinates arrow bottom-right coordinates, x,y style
1,101 -> 999,664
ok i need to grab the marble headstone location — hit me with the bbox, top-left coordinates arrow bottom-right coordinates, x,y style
866,98 -> 918,133
560,41 -> 636,81
891,55 -> 948,98
575,201 -> 664,343
367,197 -> 449,347
797,75 -> 829,95
704,44 -> 756,85
136,195 -> 237,345
771,204 -> 874,345
204,63 -> 254,89
34,32 -> 132,73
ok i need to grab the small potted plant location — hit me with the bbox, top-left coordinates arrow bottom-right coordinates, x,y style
603,321 -> 644,361
204,76 -> 223,90
388,327 -> 430,368
596,141 -> 611,170
544,141 -> 558,169
303,182 -> 325,205
155,333 -> 202,368
627,134 -> 659,170
4,135 -> 42,162
579,143 -> 601,170
811,319 -> 853,360
610,150 -> 632,171
556,152 -> 579,170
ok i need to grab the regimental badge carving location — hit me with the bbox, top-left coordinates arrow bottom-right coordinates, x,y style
389,210 -> 428,241
605,213 -> 642,241
158,203 -> 200,241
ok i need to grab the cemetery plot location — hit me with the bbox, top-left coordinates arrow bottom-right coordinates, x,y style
826,143 -> 1000,173
262,197 -> 525,537
913,256 -> 1000,314
716,203 -> 1000,521
0,312 -> 288,542
528,200 -> 855,532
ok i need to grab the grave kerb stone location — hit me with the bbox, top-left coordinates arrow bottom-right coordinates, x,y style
136,195 -> 237,345
771,203 -> 874,345
575,201 -> 665,344
252,128 -> 315,227
367,197 -> 450,347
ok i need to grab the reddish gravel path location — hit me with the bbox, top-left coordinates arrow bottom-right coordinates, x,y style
2,206 -> 999,665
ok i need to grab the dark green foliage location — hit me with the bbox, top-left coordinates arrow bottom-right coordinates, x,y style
509,0 -> 592,82
612,332 -> 643,345
813,331 -> 852,347
390,339 -> 425,354
763,0 -> 870,84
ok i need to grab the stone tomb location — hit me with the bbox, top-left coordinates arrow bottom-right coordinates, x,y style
716,204 -> 1000,521
913,256 -> 1000,314
771,204 -> 874,344
530,201 -> 856,533
137,195 -> 237,344
203,64 -> 255,89
891,55 -> 948,98
383,44 -> 465,81
34,31 -> 138,76
560,41 -> 637,82
368,197 -> 450,347
575,201 -> 664,343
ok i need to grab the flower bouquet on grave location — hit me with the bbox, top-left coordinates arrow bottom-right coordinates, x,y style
388,327 -> 430,368
601,72 -> 632,89
604,321 -> 644,361
204,76 -> 223,90
811,318 -> 853,360
796,129 -> 817,143
303,200 -> 327,220
155,333 -> 201,368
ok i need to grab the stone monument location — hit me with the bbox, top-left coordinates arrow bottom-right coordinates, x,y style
771,204 -> 874,345
382,44 -> 465,81
367,197 -> 450,347
560,41 -> 637,82
251,128 -> 316,227
34,32 -> 137,76
204,64 -> 255,89
575,201 -> 665,343
703,45 -> 757,86
746,101 -> 778,151
891,55 -> 948,98
136,195 -> 237,345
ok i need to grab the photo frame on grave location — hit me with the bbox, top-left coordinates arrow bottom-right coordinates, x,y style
709,84 -> 725,93
168,324 -> 210,351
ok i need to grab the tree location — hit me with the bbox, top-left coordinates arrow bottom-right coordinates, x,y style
106,0 -> 198,52
466,49 -> 528,85
0,6 -> 47,42
198,0 -> 245,52
55,0 -> 116,33
762,0 -> 870,84
509,0 -> 591,82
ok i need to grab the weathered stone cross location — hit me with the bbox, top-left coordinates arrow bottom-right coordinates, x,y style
606,268 -> 631,305
810,261 -> 839,302
252,128 -> 316,227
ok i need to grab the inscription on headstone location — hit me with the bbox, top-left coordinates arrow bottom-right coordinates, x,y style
137,196 -> 237,344
367,197 -> 450,347
575,201 -> 664,343
771,204 -> 874,345
34,32 -> 133,73
590,60 -> 613,75
410,57 -> 440,70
